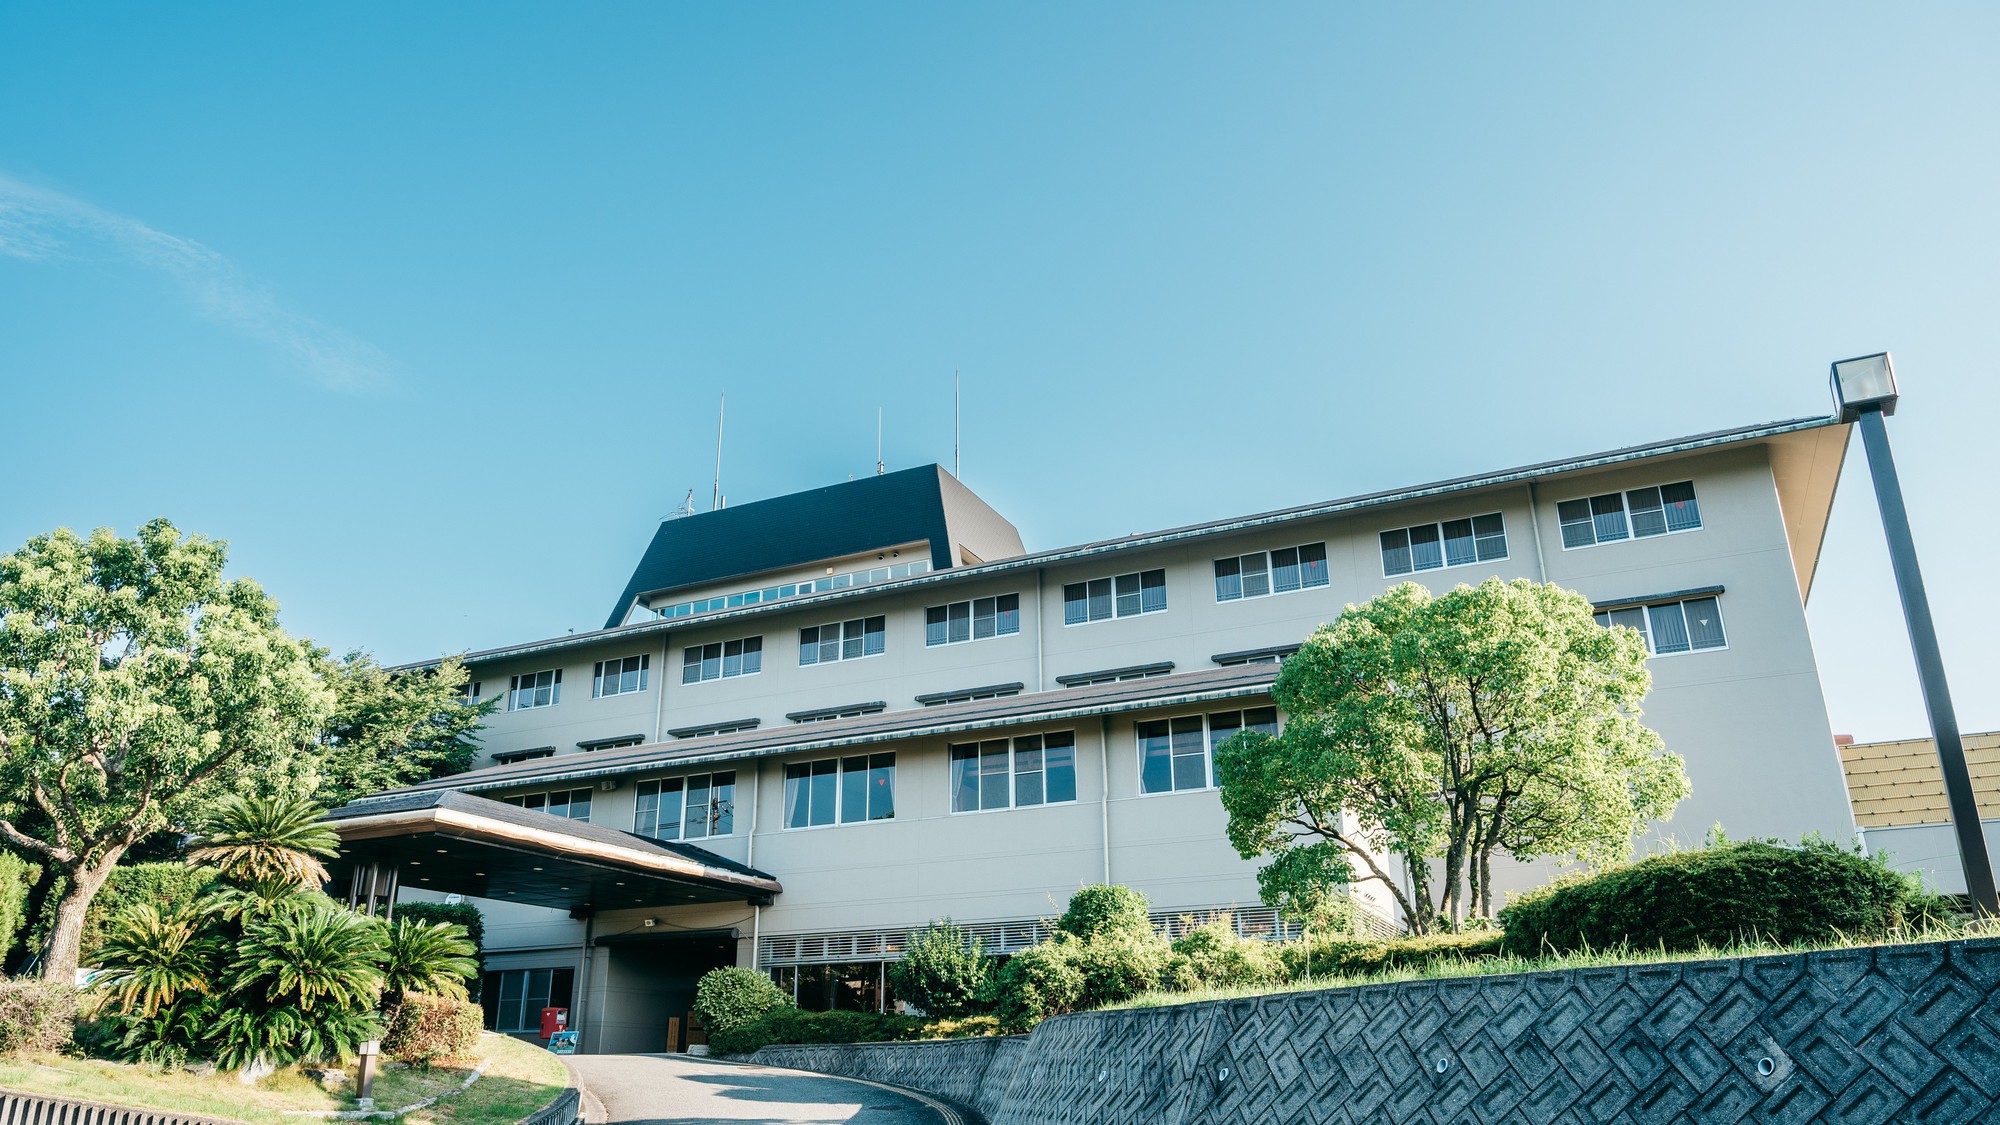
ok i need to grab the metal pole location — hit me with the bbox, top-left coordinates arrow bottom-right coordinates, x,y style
1856,406 -> 1998,914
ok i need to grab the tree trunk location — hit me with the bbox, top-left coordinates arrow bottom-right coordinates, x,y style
38,852 -> 122,984
1477,848 -> 1495,920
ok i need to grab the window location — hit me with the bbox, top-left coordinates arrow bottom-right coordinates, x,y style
667,719 -> 759,739
925,594 -> 1022,646
1063,569 -> 1167,625
950,732 -> 1078,813
635,772 -> 737,840
577,734 -> 645,751
1214,543 -> 1329,601
508,669 -> 561,711
916,683 -> 1024,707
798,617 -> 885,665
1559,482 -> 1701,549
462,681 -> 482,704
1138,707 -> 1279,794
682,637 -> 762,684
770,963 -> 897,1014
481,967 -> 574,1032
1057,662 -> 1173,687
784,754 -> 895,828
789,703 -> 887,723
653,559 -> 933,621
1380,514 -> 1508,577
1595,596 -> 1726,655
500,788 -> 593,822
592,655 -> 650,697
492,746 -> 554,765
1212,644 -> 1301,667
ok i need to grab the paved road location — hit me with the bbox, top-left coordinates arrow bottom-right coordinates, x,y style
567,1053 -> 954,1125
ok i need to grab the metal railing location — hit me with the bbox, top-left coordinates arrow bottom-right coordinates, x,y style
0,1089 -> 240,1125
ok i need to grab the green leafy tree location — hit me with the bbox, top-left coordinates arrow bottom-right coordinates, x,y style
313,651 -> 491,807
888,919 -> 993,1017
0,520 -> 334,982
1216,578 -> 1690,934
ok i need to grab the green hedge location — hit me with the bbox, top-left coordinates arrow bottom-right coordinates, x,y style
1498,839 -> 1948,957
710,1008 -> 929,1055
382,994 -> 483,1064
1284,929 -> 1506,980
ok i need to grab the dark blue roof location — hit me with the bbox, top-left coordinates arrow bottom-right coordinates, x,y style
603,464 -> 1022,629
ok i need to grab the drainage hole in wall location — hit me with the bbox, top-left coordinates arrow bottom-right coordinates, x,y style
1757,1057 -> 1776,1077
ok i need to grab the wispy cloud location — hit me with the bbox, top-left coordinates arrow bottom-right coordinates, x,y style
0,172 -> 389,392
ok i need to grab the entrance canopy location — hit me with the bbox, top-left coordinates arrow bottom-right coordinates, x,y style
326,790 -> 780,913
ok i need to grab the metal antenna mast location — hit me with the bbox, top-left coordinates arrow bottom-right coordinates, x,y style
876,407 -> 885,476
712,392 -> 725,511
953,371 -> 961,478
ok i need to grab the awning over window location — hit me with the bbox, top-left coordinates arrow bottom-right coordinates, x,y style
326,790 -> 780,912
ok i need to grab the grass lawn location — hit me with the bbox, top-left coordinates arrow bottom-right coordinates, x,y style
0,1033 -> 568,1125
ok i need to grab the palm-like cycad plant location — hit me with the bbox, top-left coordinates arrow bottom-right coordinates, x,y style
381,917 -> 478,1003
232,902 -> 386,1014
186,792 -> 340,891
96,901 -> 222,1018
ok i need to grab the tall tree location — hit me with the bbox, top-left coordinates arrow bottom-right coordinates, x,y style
1216,578 -> 1690,934
312,651 -> 491,807
0,519 -> 332,981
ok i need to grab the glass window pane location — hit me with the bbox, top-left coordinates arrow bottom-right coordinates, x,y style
1114,572 -> 1142,617
742,638 -> 761,676
1271,547 -> 1300,593
820,629 -> 841,664
1064,583 -> 1088,625
869,753 -> 896,820
1472,514 -> 1507,561
1590,494 -> 1630,542
979,741 -> 1010,811
1608,606 -> 1651,650
722,644 -> 743,679
683,776 -> 710,839
926,606 -> 948,646
1649,602 -> 1692,654
1299,542 -> 1329,587
996,593 -> 1020,635
864,616 -> 885,655
1087,578 -> 1113,622
569,791 -> 591,822
1171,715 -> 1206,790
1044,732 -> 1077,803
1557,499 -> 1595,548
799,628 -> 818,665
950,744 -> 979,812
702,644 -> 721,682
1208,710 -> 1242,754
1409,524 -> 1443,571
1442,519 -> 1476,567
1380,529 -> 1412,576
1244,707 -> 1278,736
1138,720 -> 1172,794
810,759 -> 838,825
1683,596 -> 1726,649
948,602 -> 971,644
1661,481 -> 1702,531
1240,554 -> 1270,599
683,649 -> 701,684
973,598 -> 995,639
711,772 -> 736,836
840,756 -> 869,823
1213,557 -> 1241,602
842,620 -> 865,661
1140,570 -> 1167,613
1627,486 -> 1667,538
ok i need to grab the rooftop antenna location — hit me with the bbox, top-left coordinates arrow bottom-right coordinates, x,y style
667,489 -> 696,520
953,370 -> 961,479
712,392 -> 725,511
876,407 -> 885,476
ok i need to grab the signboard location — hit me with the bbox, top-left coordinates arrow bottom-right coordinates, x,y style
547,1030 -> 578,1055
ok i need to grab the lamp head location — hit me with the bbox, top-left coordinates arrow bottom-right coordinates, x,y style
1830,352 -> 1898,422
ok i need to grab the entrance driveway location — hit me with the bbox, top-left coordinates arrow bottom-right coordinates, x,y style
567,1053 -> 959,1125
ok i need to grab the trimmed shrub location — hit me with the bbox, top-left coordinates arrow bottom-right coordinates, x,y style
889,920 -> 994,1017
382,994 -> 483,1064
0,980 -> 78,1055
1056,884 -> 1152,942
1498,839 -> 1939,957
692,967 -> 793,1035
1164,916 -> 1285,991
1281,929 -> 1506,981
708,1007 -> 925,1056
991,943 -> 1086,1031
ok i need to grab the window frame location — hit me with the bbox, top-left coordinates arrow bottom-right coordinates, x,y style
681,636 -> 764,684
1557,481 -> 1703,551
1135,707 -> 1280,796
633,770 -> 739,841
781,753 -> 896,829
498,787 -> 594,822
1594,595 -> 1728,658
1061,569 -> 1168,626
798,616 -> 887,666
948,731 -> 1080,815
924,593 -> 1022,647
1378,513 -> 1509,578
506,669 -> 562,711
1214,542 -> 1330,602
592,654 -> 651,698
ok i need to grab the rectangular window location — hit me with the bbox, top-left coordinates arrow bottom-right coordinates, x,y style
1559,481 -> 1701,549
462,681 -> 482,704
925,594 -> 1022,646
1215,543 -> 1329,601
681,637 -> 762,684
1137,707 -> 1278,794
500,788 -> 593,822
1380,514 -> 1507,577
636,772 -> 737,840
1595,595 -> 1727,655
1063,569 -> 1166,625
480,967 -> 575,1032
783,754 -> 894,828
798,617 -> 886,665
507,669 -> 561,711
950,732 -> 1078,813
592,654 -> 650,698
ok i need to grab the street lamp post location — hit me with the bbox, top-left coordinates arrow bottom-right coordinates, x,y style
1831,351 -> 1998,915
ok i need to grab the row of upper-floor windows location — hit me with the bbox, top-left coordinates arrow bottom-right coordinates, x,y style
493,478 -> 1709,711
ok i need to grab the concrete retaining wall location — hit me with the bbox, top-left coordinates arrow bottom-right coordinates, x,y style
752,936 -> 2000,1124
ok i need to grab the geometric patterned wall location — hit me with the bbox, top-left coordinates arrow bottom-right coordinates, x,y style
753,936 -> 2000,1124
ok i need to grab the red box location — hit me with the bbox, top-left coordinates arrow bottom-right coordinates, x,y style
539,1007 -> 568,1041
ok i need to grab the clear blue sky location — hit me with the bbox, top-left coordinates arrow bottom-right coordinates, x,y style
2,4 -> 1995,742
